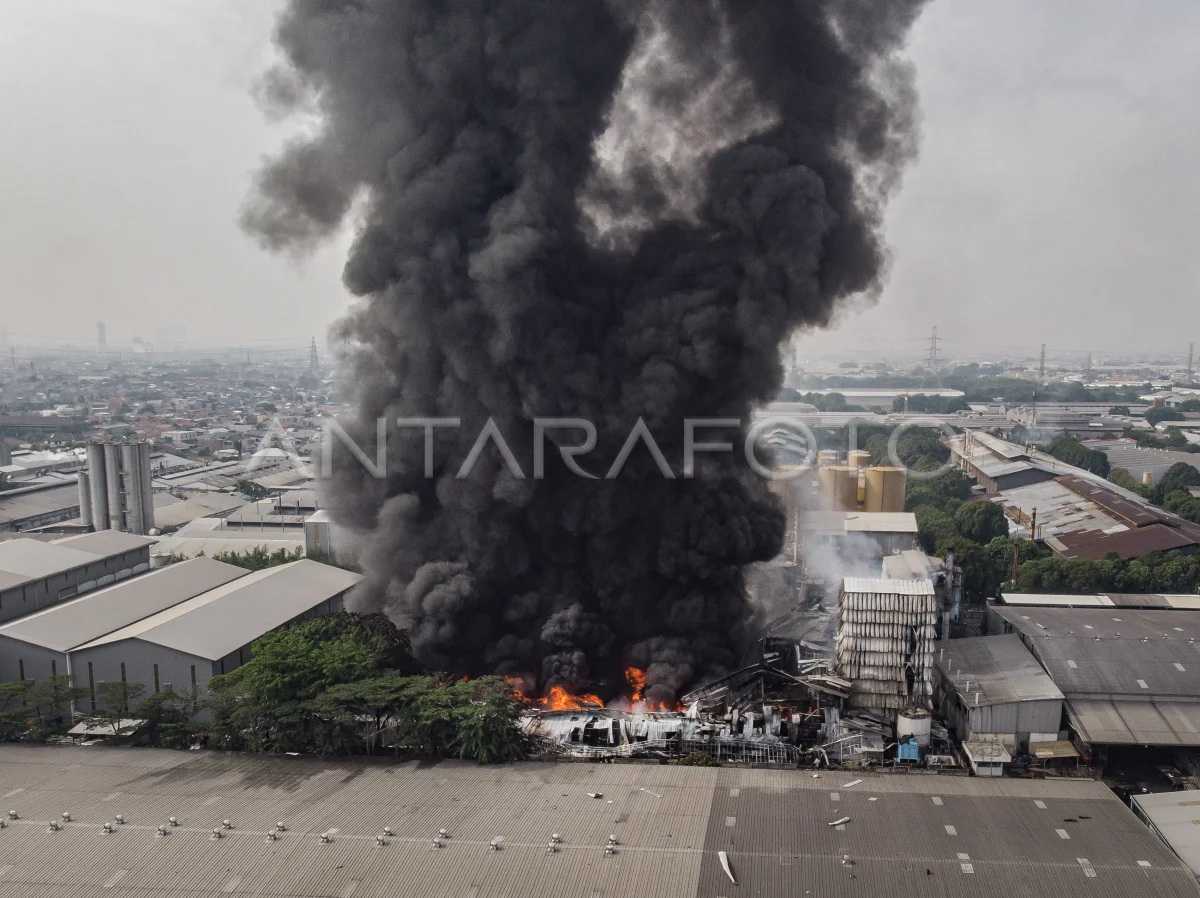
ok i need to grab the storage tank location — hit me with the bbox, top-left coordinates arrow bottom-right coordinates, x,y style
87,442 -> 109,529
1142,470 -> 1154,487
121,442 -> 144,534
820,465 -> 860,511
77,470 -> 93,529
864,466 -> 908,513
847,449 -> 871,469
896,707 -> 931,749
103,442 -> 123,531
139,441 -> 155,533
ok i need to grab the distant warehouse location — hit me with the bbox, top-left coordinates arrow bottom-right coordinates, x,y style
0,557 -> 246,683
0,531 -> 153,624
69,559 -> 361,709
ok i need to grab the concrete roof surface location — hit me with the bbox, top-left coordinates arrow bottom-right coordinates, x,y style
0,746 -> 1193,898
72,559 -> 361,660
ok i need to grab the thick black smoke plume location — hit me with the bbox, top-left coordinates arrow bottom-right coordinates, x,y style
244,0 -> 927,702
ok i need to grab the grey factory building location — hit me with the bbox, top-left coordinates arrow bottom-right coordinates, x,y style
69,559 -> 361,710
0,557 -> 247,684
0,480 -> 81,533
934,633 -> 1065,749
0,746 -> 1196,898
0,531 -> 154,625
993,604 -> 1200,750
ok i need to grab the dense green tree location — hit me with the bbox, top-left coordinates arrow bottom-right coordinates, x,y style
953,501 -> 1009,544
1108,467 -> 1153,499
1147,407 -> 1185,426
1154,462 -> 1200,505
1046,436 -> 1111,477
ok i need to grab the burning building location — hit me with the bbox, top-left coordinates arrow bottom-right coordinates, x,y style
834,577 -> 938,711
244,0 -> 929,702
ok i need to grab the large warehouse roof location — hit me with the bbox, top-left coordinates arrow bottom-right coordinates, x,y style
0,558 -> 247,652
1134,789 -> 1200,878
0,530 -> 155,590
1000,592 -> 1200,610
995,605 -> 1200,746
52,530 -> 155,555
0,539 -> 107,584
994,605 -> 1200,697
74,559 -> 361,659
936,634 -> 1065,706
0,746 -> 1194,898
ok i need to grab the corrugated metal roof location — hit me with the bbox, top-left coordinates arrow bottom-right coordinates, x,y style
842,576 -> 934,595
73,559 -> 362,659
841,512 -> 919,534
0,746 -> 1194,898
995,605 -> 1200,700
1001,592 -> 1200,610
1069,698 -> 1200,747
0,558 -> 247,652
53,531 -> 155,556
1133,790 -> 1200,877
0,482 -> 79,526
0,539 -> 104,583
935,634 -> 1065,706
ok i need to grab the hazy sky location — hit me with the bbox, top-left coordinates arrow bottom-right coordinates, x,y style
3,1 -> 1198,361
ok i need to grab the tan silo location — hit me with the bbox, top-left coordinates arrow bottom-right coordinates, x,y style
848,449 -> 871,469
817,449 -> 839,468
864,466 -> 908,513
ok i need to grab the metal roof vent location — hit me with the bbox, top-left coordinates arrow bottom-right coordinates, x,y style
156,826 -> 168,837
382,827 -> 394,837
550,834 -> 562,844
376,835 -> 388,847
221,820 -> 233,830
7,810 -> 18,820
546,841 -> 558,854
275,822 -> 287,832
101,822 -> 114,834
47,821 -> 61,832
320,831 -> 333,844
438,828 -> 450,839
607,835 -> 619,845
604,844 -> 617,856
490,837 -> 503,851
0,819 -> 7,829
430,837 -> 442,850
61,812 -> 71,822
211,829 -> 223,840
265,832 -> 278,843
168,817 -> 179,827
114,814 -> 125,825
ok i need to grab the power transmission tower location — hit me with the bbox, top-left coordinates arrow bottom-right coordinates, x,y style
1189,342 -> 1195,382
926,326 -> 941,371
1039,344 -> 1046,382
309,337 -> 320,374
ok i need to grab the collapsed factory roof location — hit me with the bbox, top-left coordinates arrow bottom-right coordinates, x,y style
0,745 -> 1194,898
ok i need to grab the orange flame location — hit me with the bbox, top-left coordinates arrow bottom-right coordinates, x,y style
624,666 -> 647,702
540,685 -> 604,711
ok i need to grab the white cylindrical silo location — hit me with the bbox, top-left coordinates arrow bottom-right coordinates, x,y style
87,442 -> 109,529
121,443 -> 144,534
77,469 -> 93,529
139,441 -> 154,533
104,442 -> 123,531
